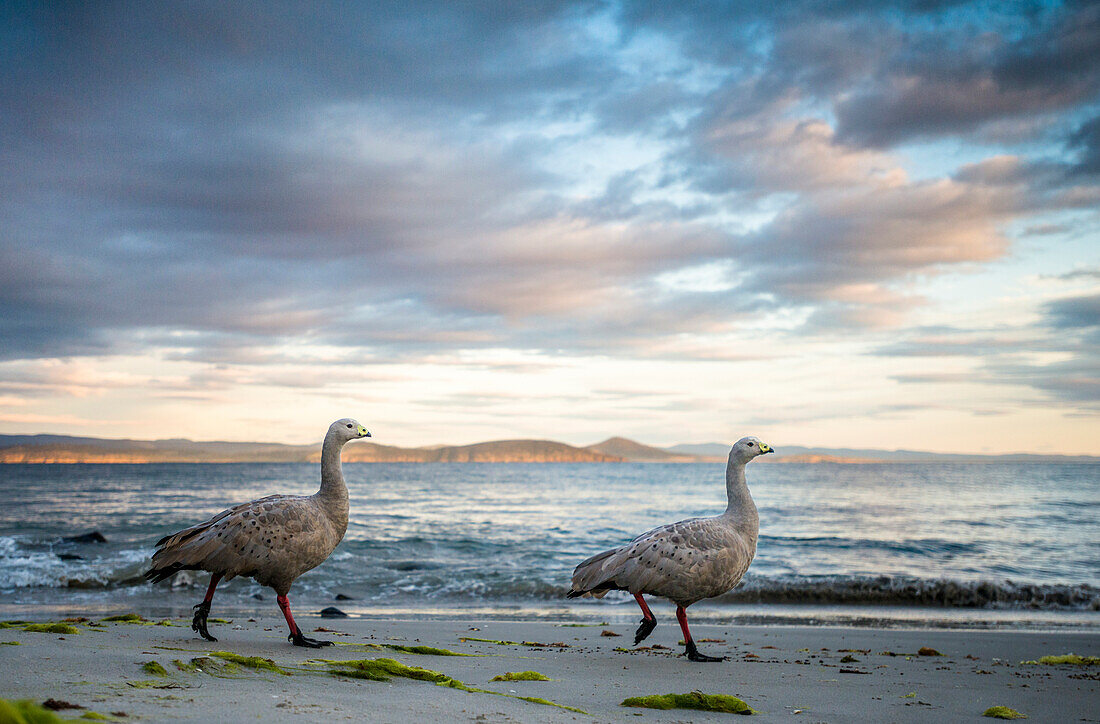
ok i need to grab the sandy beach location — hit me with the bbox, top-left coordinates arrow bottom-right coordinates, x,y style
1,608 -> 1096,723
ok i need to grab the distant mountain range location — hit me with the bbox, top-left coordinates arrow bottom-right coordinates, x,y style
0,434 -> 1095,464
668,442 -> 1099,463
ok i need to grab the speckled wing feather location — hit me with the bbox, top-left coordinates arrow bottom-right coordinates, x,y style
570,516 -> 756,607
146,494 -> 340,594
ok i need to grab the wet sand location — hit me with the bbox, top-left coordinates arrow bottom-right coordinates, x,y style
0,611 -> 1097,722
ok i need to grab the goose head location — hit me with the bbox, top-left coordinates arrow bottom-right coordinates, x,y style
730,436 -> 773,463
330,418 -> 371,443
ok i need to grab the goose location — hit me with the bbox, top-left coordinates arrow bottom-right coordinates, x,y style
144,418 -> 370,647
568,436 -> 772,662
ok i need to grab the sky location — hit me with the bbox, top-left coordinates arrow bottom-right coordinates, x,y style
1,1 -> 1098,454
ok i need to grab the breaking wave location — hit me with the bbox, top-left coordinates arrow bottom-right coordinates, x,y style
4,532 -> 1096,612
0,536 -> 149,590
717,575 -> 1100,611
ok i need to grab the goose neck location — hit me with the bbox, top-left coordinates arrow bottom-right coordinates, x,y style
317,434 -> 350,527
723,456 -> 758,528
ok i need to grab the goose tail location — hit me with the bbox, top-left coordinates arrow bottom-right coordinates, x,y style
144,519 -> 233,584
568,546 -> 627,599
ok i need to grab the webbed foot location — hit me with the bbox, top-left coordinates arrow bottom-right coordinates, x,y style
685,639 -> 727,662
633,616 -> 657,645
192,601 -> 217,642
289,631 -> 334,648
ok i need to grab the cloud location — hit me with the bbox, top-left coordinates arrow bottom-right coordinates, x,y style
0,0 -> 1096,376
0,359 -> 151,398
879,290 -> 1100,407
1047,267 -> 1100,282
877,330 -> 1044,358
1069,114 -> 1100,176
833,2 -> 1100,146
1046,292 -> 1100,332
985,357 -> 1100,405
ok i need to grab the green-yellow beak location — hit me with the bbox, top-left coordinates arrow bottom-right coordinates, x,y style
358,425 -> 371,438
760,443 -> 773,454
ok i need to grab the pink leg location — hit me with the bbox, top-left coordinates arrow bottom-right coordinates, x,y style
192,573 -> 221,641
203,573 -> 221,604
633,593 -> 657,644
276,593 -> 300,636
279,593 -> 333,648
676,605 -> 726,662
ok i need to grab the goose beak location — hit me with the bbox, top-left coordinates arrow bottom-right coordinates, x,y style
358,425 -> 371,438
760,443 -> 774,454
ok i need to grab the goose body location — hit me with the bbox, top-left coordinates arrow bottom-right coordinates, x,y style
148,491 -> 346,595
145,418 -> 370,646
569,436 -> 771,661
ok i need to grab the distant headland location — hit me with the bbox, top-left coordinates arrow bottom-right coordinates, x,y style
0,434 -> 1095,464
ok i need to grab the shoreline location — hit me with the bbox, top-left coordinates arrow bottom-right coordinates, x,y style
1,610 -> 1097,722
2,591 -> 1099,633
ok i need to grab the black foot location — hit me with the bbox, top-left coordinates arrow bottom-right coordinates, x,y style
192,601 -> 217,642
289,631 -> 334,648
634,616 -> 657,645
685,639 -> 727,662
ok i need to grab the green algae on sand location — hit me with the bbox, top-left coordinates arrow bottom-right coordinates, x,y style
458,636 -> 562,647
173,658 -> 238,676
100,613 -> 175,627
348,642 -> 473,656
141,661 -> 168,677
172,659 -> 202,673
321,658 -> 450,683
983,705 -> 1027,719
383,644 -> 471,656
0,698 -> 65,724
436,679 -> 587,714
1020,654 -> 1100,666
319,658 -> 587,714
101,613 -> 144,623
490,671 -> 551,682
208,651 -> 287,675
125,680 -> 185,690
621,691 -> 756,715
171,654 -> 284,678
0,620 -> 80,634
22,623 -> 81,635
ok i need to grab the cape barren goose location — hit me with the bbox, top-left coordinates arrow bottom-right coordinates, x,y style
568,436 -> 772,661
145,418 -> 370,647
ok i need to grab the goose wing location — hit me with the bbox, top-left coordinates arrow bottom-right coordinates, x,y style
145,494 -> 306,582
571,517 -> 705,595
570,517 -> 753,606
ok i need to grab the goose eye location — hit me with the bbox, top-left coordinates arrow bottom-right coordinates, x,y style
747,442 -> 754,447
346,424 -> 353,428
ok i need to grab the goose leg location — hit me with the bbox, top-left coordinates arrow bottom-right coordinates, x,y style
192,573 -> 221,642
676,605 -> 726,662
633,593 -> 657,645
278,594 -> 332,648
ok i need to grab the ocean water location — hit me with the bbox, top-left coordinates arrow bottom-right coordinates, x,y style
2,462 -> 1098,628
